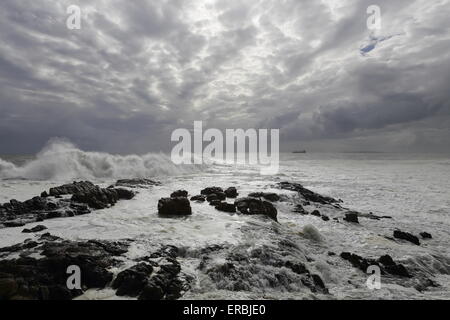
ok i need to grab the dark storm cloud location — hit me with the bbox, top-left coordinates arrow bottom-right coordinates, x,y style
0,0 -> 449,154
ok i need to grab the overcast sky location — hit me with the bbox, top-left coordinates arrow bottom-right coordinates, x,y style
0,0 -> 449,154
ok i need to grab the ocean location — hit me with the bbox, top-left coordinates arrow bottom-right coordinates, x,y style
1,140 -> 449,299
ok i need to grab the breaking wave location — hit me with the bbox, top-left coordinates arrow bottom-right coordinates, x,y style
0,139 -> 206,181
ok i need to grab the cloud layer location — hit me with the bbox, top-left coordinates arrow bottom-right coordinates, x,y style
0,0 -> 449,153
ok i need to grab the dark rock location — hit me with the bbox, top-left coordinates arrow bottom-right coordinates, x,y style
341,252 -> 411,278
224,187 -> 238,198
312,274 -> 326,290
190,195 -> 206,202
215,202 -> 236,213
46,211 -> 62,219
321,215 -> 330,221
343,212 -> 359,224
158,197 -> 192,216
0,239 -> 129,300
278,182 -> 338,205
393,230 -> 420,245
40,191 -> 49,198
201,187 -> 223,196
420,232 -> 432,239
310,210 -> 321,217
293,204 -> 307,214
170,190 -> 188,198
209,200 -> 222,207
0,278 -> 18,299
39,233 -> 61,242
139,281 -> 164,300
248,192 -> 280,202
71,186 -> 119,209
234,197 -> 278,222
22,225 -> 47,233
284,261 -> 308,274
3,221 -> 26,228
115,179 -> 161,188
49,181 -> 96,197
115,188 -> 135,200
340,252 -> 372,272
112,263 -> 154,297
378,255 -> 395,266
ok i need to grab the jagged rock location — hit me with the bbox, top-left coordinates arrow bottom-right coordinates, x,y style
112,263 -> 154,297
201,187 -> 223,196
39,233 -> 61,242
0,239 -> 129,300
49,181 -> 96,197
204,242 -> 327,294
115,179 -> 161,188
293,204 -> 307,214
321,215 -> 330,221
224,187 -> 238,198
234,197 -> 277,222
158,197 -> 192,216
310,210 -> 321,217
378,255 -> 410,277
343,212 -> 359,224
170,190 -> 188,198
248,192 -> 280,202
278,182 -> 338,205
394,230 -> 420,246
3,221 -> 26,227
209,200 -> 222,207
340,252 -> 410,278
71,186 -> 120,209
206,192 -> 226,202
190,195 -> 206,202
420,232 -> 432,239
137,257 -> 186,300
215,202 -> 236,213
1,182 -> 134,229
139,281 -> 165,300
22,225 -> 47,233
115,188 -> 135,200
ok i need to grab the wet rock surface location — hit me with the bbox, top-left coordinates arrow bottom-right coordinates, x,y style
278,182 -> 339,205
215,202 -> 236,213
0,237 -> 129,300
0,236 -> 191,300
158,197 -> 192,216
394,230 -> 420,246
224,187 -> 238,198
170,190 -> 188,198
340,252 -> 411,278
115,179 -> 161,188
22,225 -> 47,233
343,212 -> 359,224
248,192 -> 280,202
0,181 -> 135,229
190,195 -> 206,202
1,180 -> 448,300
234,197 -> 278,222
199,231 -> 329,295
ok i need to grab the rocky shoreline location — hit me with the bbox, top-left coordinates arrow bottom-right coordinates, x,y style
0,179 -> 447,300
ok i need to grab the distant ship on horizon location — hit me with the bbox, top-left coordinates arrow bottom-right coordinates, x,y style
292,149 -> 306,154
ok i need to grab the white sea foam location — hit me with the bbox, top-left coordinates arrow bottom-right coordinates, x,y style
0,139 -> 205,181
